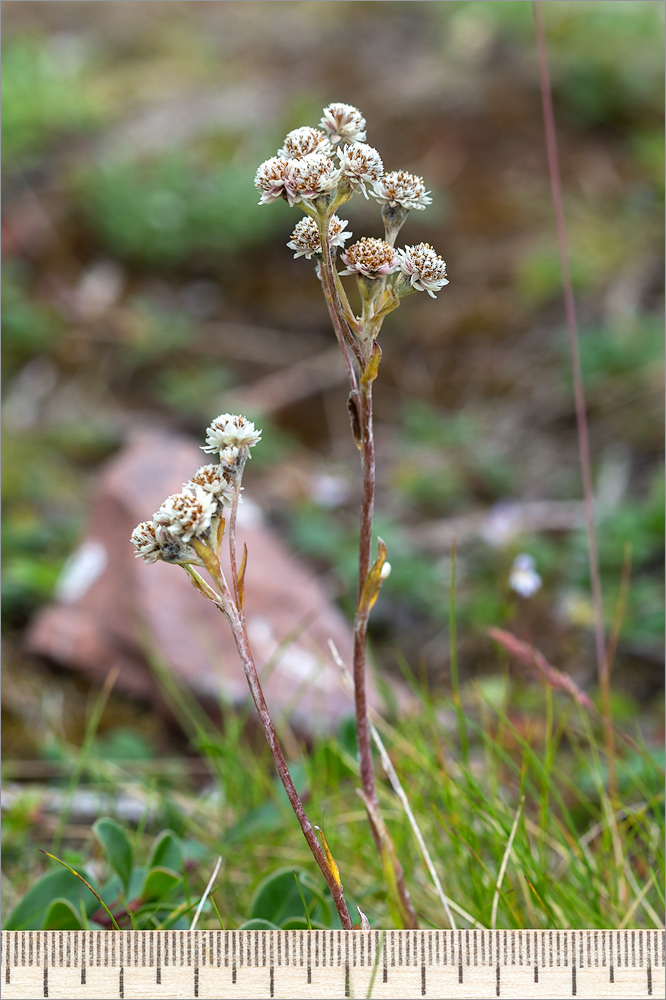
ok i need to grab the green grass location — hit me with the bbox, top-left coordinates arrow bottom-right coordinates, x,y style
3,641 -> 663,930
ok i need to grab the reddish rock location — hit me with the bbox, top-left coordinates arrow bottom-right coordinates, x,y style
26,429 -> 374,735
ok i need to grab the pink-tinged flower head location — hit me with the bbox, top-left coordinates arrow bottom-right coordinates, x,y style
278,126 -> 332,159
339,237 -> 400,279
254,156 -> 291,205
320,102 -> 367,145
186,464 -> 235,507
397,243 -> 448,297
131,520 -> 200,565
372,170 -> 432,211
337,143 -> 384,197
287,215 -> 352,259
153,488 -> 217,544
284,153 -> 341,207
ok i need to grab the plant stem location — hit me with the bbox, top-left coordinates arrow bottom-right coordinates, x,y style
193,539 -> 354,929
354,381 -> 418,929
533,1 -> 615,800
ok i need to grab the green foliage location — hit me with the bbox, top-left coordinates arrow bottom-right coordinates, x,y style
248,868 -> 332,929
93,818 -> 133,894
3,825 -> 190,931
1,34 -> 109,168
4,866 -> 100,931
75,149 -> 291,268
2,265 -> 64,376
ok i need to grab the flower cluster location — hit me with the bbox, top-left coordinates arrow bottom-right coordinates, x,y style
396,243 -> 448,298
340,237 -> 400,279
131,413 -> 261,565
255,102 -> 447,304
287,215 -> 351,259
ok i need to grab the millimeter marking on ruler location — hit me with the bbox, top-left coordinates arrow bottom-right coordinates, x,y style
1,930 -> 663,999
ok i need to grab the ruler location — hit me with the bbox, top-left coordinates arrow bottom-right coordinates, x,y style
2,930 -> 663,999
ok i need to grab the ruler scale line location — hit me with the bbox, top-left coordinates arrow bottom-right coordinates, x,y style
1,930 -> 664,998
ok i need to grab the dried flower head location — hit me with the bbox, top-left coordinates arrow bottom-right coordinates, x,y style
131,520 -> 199,565
339,237 -> 400,279
284,153 -> 341,207
287,215 -> 351,259
254,156 -> 292,205
187,464 -> 235,506
153,488 -> 217,544
320,102 -> 367,145
372,170 -> 432,211
202,414 -> 262,455
397,243 -> 449,298
278,126 -> 332,159
337,143 -> 384,197
509,554 -> 542,598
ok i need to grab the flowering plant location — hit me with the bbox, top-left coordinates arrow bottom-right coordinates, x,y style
133,102 -> 448,929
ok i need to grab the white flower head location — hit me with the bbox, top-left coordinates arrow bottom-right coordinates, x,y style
219,445 -> 241,470
372,170 -> 432,211
337,143 -> 384,197
287,215 -> 351,259
284,153 -> 341,207
397,243 -> 449,298
278,126 -> 332,159
130,519 -> 199,565
320,102 -> 367,145
254,156 -> 291,205
186,464 -> 235,507
153,488 -> 217,544
509,554 -> 543,598
339,237 -> 400,279
130,521 -> 162,564
202,413 -> 262,456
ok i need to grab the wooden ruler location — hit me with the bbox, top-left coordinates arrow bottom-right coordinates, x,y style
2,930 -> 663,999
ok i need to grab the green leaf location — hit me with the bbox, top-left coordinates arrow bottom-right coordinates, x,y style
249,868 -> 331,928
93,818 -> 133,893
4,866 -> 99,930
141,867 -> 181,903
43,898 -> 84,930
147,830 -> 182,875
238,918 -> 280,930
280,917 -> 329,930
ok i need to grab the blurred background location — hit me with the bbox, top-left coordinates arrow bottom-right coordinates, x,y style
2,1 -> 664,926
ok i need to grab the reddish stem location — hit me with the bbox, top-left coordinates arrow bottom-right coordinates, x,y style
533,2 -> 615,790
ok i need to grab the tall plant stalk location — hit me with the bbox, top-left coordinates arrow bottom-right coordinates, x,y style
136,104 -> 449,928
532,2 -> 615,800
318,212 -> 418,929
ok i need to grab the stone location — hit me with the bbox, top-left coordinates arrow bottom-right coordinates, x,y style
26,428 -> 373,735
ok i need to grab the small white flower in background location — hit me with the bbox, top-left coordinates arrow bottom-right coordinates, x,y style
287,215 -> 352,259
397,243 -> 449,298
254,156 -> 291,205
372,170 -> 432,211
284,153 -> 341,207
153,488 -> 217,544
320,102 -> 367,145
186,464 -> 235,506
278,126 -> 332,159
340,237 -> 400,279
509,554 -> 542,598
202,414 -> 262,455
337,143 -> 384,197
131,520 -> 199,565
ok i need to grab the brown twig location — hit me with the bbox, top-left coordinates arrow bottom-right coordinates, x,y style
533,1 -> 615,799
318,212 -> 419,930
